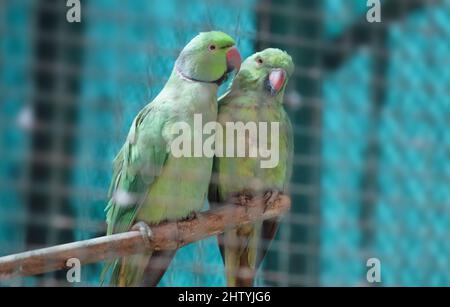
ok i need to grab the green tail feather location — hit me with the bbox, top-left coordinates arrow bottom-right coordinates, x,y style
101,252 -> 152,287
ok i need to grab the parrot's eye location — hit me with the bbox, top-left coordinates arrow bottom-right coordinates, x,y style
208,44 -> 216,51
256,57 -> 264,65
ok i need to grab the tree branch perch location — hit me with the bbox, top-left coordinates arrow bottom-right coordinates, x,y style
0,195 -> 291,279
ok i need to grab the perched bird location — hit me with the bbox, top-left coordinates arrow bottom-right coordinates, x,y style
209,48 -> 294,287
102,31 -> 241,287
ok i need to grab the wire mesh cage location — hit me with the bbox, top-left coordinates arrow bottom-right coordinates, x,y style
0,0 -> 449,287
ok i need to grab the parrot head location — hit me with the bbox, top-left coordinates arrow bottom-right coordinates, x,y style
232,48 -> 294,99
175,31 -> 241,85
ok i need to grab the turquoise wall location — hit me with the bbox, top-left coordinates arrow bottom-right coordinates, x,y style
0,0 -> 32,286
320,1 -> 450,286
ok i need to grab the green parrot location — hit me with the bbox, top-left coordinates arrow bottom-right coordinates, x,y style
209,48 -> 294,287
102,31 -> 241,287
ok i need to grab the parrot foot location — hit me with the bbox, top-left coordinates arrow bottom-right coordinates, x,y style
232,191 -> 253,207
183,211 -> 198,221
131,221 -> 153,245
263,190 -> 281,211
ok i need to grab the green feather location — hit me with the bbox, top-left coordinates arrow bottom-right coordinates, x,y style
210,48 -> 295,286
101,31 -> 237,286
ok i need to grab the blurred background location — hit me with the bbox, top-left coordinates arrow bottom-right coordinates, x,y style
0,0 -> 449,286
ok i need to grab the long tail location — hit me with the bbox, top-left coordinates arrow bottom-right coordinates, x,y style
102,250 -> 176,287
221,223 -> 261,287
219,218 -> 279,287
109,252 -> 153,287
139,250 -> 176,286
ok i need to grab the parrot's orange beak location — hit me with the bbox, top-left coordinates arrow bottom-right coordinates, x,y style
268,69 -> 287,95
226,47 -> 241,73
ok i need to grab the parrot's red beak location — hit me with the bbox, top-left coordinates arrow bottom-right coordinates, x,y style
226,47 -> 241,73
268,69 -> 287,95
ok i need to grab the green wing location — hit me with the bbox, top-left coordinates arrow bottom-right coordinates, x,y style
101,104 -> 168,285
105,104 -> 168,235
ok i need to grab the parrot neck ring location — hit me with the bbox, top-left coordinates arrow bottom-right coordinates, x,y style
176,66 -> 229,86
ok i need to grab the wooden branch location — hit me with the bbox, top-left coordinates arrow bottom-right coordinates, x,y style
0,195 -> 290,279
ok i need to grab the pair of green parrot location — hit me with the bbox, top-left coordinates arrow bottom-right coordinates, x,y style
101,31 -> 294,287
